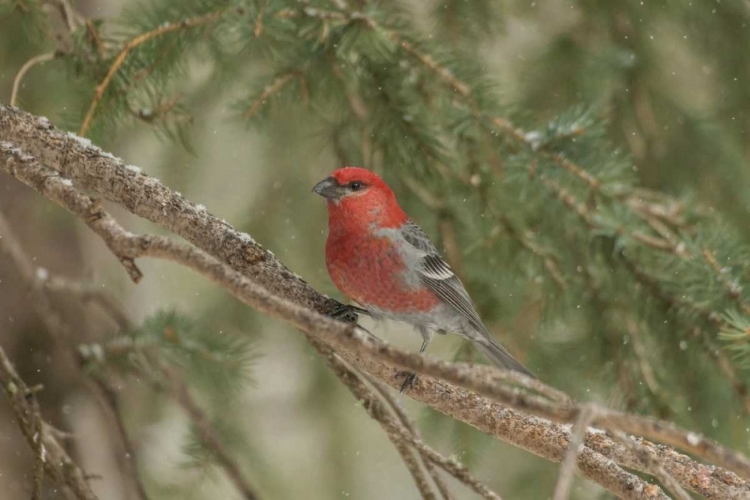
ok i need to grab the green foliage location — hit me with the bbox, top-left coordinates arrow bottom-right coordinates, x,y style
8,0 -> 750,496
82,309 -> 256,394
0,0 -> 48,42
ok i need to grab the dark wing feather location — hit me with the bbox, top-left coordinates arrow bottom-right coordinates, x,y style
402,222 -> 534,377
401,222 -> 488,333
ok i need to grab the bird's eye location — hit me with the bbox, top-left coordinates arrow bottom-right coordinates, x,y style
349,181 -> 363,191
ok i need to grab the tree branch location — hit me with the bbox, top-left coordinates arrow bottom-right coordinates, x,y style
78,9 -> 228,136
156,364 -> 260,500
2,106 -> 749,499
311,339 -> 440,499
0,344 -> 99,500
0,211 -> 149,500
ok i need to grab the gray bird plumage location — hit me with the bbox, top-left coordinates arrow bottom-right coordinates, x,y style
377,221 -> 534,378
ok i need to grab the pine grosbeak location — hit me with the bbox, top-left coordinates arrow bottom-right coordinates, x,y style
313,167 -> 533,386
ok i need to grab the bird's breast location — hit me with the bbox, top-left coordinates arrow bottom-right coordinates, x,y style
326,231 -> 439,313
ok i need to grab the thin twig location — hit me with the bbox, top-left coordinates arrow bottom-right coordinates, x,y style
31,393 -> 45,500
253,1 -> 266,38
91,377 -> 151,500
364,376 -> 498,500
85,20 -> 106,58
0,344 -> 99,500
310,340 -> 446,500
10,52 -> 57,106
363,374 -> 454,500
40,271 -> 132,330
243,72 -> 299,119
48,0 -> 82,32
608,431 -> 692,500
79,10 -> 226,136
157,364 -> 259,500
0,211 -> 150,500
552,405 -> 596,500
702,248 -> 750,315
626,318 -> 667,403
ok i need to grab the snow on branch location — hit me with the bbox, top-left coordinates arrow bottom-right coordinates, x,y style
2,105 -> 749,499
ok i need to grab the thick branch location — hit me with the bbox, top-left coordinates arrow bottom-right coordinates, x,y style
2,106 -> 749,499
0,105 -> 340,316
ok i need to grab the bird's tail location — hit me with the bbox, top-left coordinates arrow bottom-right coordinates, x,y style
473,337 -> 535,378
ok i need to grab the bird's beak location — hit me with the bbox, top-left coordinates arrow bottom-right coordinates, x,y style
312,176 -> 342,200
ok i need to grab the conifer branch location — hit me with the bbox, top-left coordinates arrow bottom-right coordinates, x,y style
3,106 -> 750,499
702,248 -> 750,315
620,253 -> 750,414
323,5 -> 601,191
79,9 -> 228,136
1,142 -> 259,499
243,71 -> 300,120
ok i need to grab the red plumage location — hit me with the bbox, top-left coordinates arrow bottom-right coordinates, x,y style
324,168 -> 440,314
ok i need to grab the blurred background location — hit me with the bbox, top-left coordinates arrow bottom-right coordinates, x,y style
2,0 -> 750,498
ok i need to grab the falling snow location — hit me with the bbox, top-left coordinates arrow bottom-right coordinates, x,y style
686,432 -> 701,446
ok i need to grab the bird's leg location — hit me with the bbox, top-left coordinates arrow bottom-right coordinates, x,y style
398,329 -> 432,392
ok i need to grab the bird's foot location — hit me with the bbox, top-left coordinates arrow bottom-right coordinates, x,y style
327,303 -> 370,323
396,370 -> 418,392
326,302 -> 379,340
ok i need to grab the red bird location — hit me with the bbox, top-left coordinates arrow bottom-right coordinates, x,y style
313,167 -> 533,386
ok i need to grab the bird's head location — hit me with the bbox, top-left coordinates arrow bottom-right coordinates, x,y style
313,167 -> 407,228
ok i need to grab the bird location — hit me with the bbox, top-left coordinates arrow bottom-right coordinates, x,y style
313,166 -> 533,389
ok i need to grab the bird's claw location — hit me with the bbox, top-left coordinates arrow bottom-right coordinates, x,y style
396,370 -> 418,392
327,303 -> 370,323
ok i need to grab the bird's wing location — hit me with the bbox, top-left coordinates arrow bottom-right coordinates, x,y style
400,221 -> 487,334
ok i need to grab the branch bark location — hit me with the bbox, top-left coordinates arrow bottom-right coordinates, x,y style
2,105 -> 749,499
0,345 -> 99,500
0,211 -> 148,500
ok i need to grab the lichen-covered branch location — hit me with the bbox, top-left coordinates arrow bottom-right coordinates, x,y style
0,211 -> 149,500
311,339 -> 441,500
2,106 -> 750,499
0,345 -> 99,500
